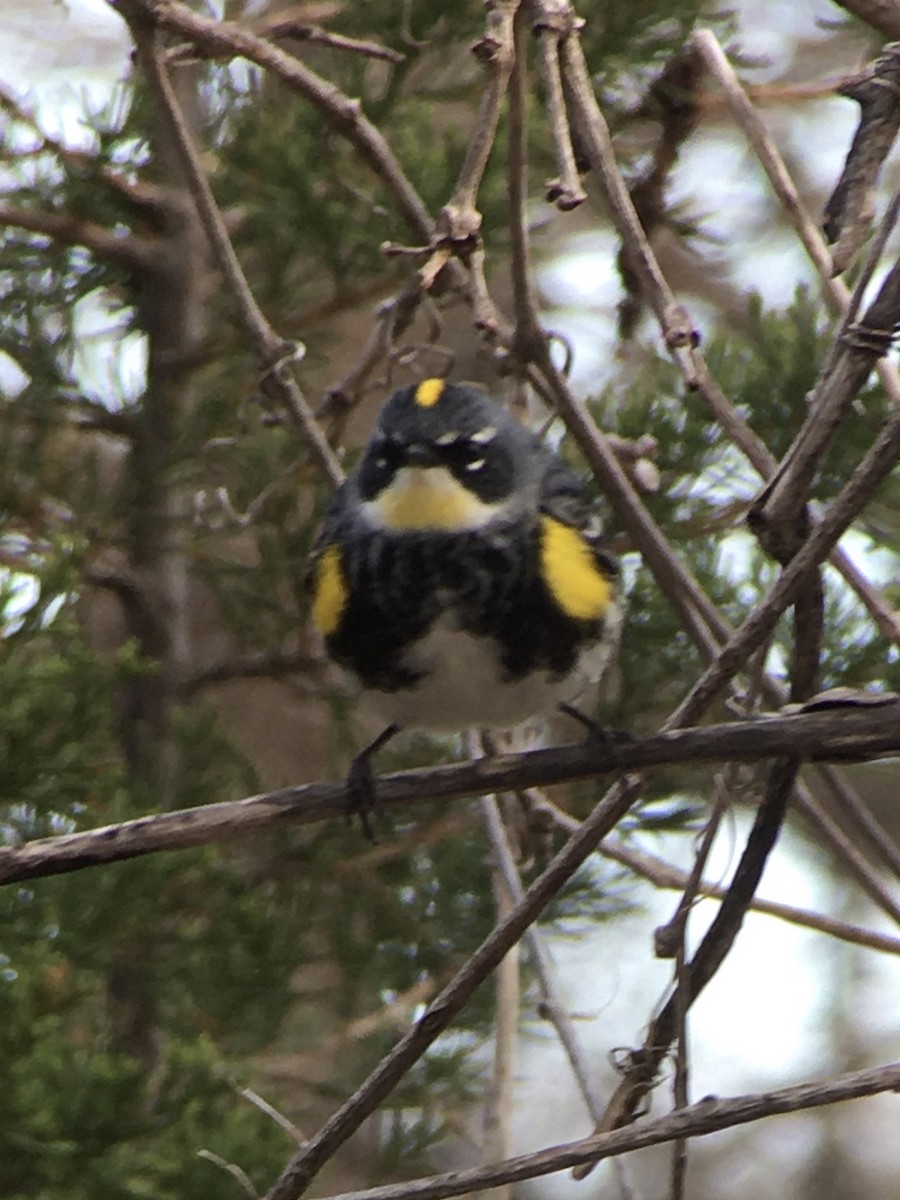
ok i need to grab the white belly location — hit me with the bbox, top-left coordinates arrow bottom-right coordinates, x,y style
363,616 -> 616,733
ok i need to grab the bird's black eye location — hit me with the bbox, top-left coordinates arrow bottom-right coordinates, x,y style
437,438 -> 488,475
358,436 -> 404,499
437,436 -> 514,501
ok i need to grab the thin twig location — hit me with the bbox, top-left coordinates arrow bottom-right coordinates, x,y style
480,796 -> 520,1190
574,757 -> 800,1166
197,1150 -> 259,1198
480,792 -> 606,1120
122,0 -> 434,243
119,3 -> 344,486
264,23 -> 405,65
598,835 -> 900,958
236,1085 -> 306,1144
557,19 -> 702,382
532,3 -> 586,210
437,2 -> 518,239
530,789 -> 900,957
298,1062 -> 900,1200
506,4 -> 543,359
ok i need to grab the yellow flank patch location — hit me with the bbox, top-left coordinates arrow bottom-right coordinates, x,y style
540,516 -> 612,621
311,545 -> 347,637
372,467 -> 496,531
414,378 -> 446,408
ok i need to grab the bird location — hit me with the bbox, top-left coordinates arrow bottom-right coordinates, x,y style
308,377 -> 622,832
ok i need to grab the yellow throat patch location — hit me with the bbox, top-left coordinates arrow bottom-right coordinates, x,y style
540,515 -> 612,621
371,466 -> 497,531
312,545 -> 347,637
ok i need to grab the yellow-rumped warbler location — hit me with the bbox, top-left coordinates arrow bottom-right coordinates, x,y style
309,378 -> 622,817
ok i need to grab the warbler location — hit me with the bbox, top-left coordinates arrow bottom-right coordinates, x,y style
309,378 -> 622,815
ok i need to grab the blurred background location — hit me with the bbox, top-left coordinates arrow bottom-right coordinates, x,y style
1,1 -> 899,1198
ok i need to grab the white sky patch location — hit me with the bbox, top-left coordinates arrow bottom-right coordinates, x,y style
0,350 -> 30,398
837,529 -> 899,589
72,290 -> 147,406
538,229 -> 622,309
672,128 -> 770,246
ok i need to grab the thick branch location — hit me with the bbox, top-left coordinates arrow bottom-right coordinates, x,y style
2,702 -> 898,887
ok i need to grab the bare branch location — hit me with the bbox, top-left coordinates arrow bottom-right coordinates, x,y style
480,794 -> 520,1182
598,836 -> 900,957
532,2 -> 586,210
575,756 -> 799,1171
672,409 -> 900,726
262,773 -> 645,1200
117,0 -> 434,243
557,20 -> 702,382
823,43 -> 900,273
299,1062 -> 900,1200
442,2 -> 517,233
745,205 -> 900,556
117,1 -> 344,487
480,789 -> 605,1121
680,33 -> 900,643
0,201 -> 158,271
261,22 -> 405,65
506,6 -> 543,359
3,702 -> 898,885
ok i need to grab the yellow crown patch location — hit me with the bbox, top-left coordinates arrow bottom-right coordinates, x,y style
414,378 -> 446,408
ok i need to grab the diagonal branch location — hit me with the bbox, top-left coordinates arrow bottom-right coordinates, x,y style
480,791 -> 606,1120
115,0 -> 344,487
673,406 -> 900,727
261,774 -> 645,1200
574,755 -> 799,1173
300,1062 -> 900,1200
749,248 -> 900,556
113,0 -> 434,243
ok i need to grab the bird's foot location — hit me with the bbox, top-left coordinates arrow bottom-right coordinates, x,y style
345,723 -> 400,843
558,703 -> 632,770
